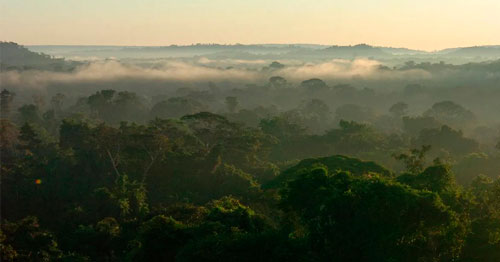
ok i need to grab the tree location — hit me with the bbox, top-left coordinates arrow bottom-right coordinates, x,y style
267,155 -> 392,189
0,119 -> 19,170
324,120 -> 385,155
393,145 -> 431,174
67,217 -> 121,261
301,99 -> 330,121
17,104 -> 43,125
268,76 -> 287,89
87,89 -> 115,120
402,115 -> 442,136
415,125 -> 479,156
462,176 -> 500,261
259,115 -> 306,141
32,94 -> 45,110
50,93 -> 65,115
224,105 -> 278,127
0,217 -> 62,261
424,101 -> 476,129
18,123 -> 44,151
225,96 -> 239,113
280,167 -> 465,261
397,164 -> 458,194
268,61 -> 285,70
203,164 -> 259,201
182,112 -> 274,176
334,104 -> 376,124
151,97 -> 206,119
113,91 -> 148,123
259,115 -> 309,161
176,231 -> 307,262
129,215 -> 188,261
300,78 -> 327,91
203,196 -> 269,234
288,99 -> 332,134
92,175 -> 149,219
389,102 -> 408,118
0,89 -> 15,119
181,112 -> 240,151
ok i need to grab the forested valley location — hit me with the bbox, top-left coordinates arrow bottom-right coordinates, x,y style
1,42 -> 500,261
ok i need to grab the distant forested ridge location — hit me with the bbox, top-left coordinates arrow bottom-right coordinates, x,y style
0,42 -> 80,71
26,42 -> 500,62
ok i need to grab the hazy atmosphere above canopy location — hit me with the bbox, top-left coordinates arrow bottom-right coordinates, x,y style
1,0 -> 499,50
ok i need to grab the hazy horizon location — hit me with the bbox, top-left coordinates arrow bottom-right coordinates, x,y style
16,43 -> 500,51
6,39 -> 500,54
2,0 -> 499,51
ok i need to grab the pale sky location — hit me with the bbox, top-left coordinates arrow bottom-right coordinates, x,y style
1,0 -> 499,51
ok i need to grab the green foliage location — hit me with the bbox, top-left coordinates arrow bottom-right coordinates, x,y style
280,167 -> 466,261
268,76 -> 288,89
335,104 -> 376,124
267,154 -> 392,189
151,97 -> 206,119
92,175 -> 149,219
453,153 -> 500,184
176,231 -> 309,262
17,104 -> 43,125
65,217 -> 122,261
300,78 -> 327,90
225,96 -> 239,113
424,101 -> 477,129
260,115 -> 306,141
204,196 -> 266,233
0,217 -> 62,261
461,176 -> 500,261
87,89 -> 148,124
403,115 -> 442,136
1,87 -> 498,261
415,125 -> 479,156
389,101 -> 409,117
393,145 -> 431,174
157,203 -> 209,225
130,215 -> 188,261
397,164 -> 457,193
209,164 -> 260,200
325,120 -> 386,155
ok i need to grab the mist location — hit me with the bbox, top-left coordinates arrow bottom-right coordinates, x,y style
1,41 -> 500,261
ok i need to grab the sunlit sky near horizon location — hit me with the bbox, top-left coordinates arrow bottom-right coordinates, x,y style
1,0 -> 499,51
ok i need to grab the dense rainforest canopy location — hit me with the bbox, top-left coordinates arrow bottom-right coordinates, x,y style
1,43 -> 500,261
1,85 -> 500,261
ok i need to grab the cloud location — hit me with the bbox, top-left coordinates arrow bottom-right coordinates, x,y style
276,59 -> 432,80
0,60 -> 260,89
0,58 -> 437,91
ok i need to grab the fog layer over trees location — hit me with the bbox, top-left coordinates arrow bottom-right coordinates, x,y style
1,42 -> 500,261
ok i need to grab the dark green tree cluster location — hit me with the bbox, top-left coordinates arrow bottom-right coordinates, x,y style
1,88 -> 500,261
